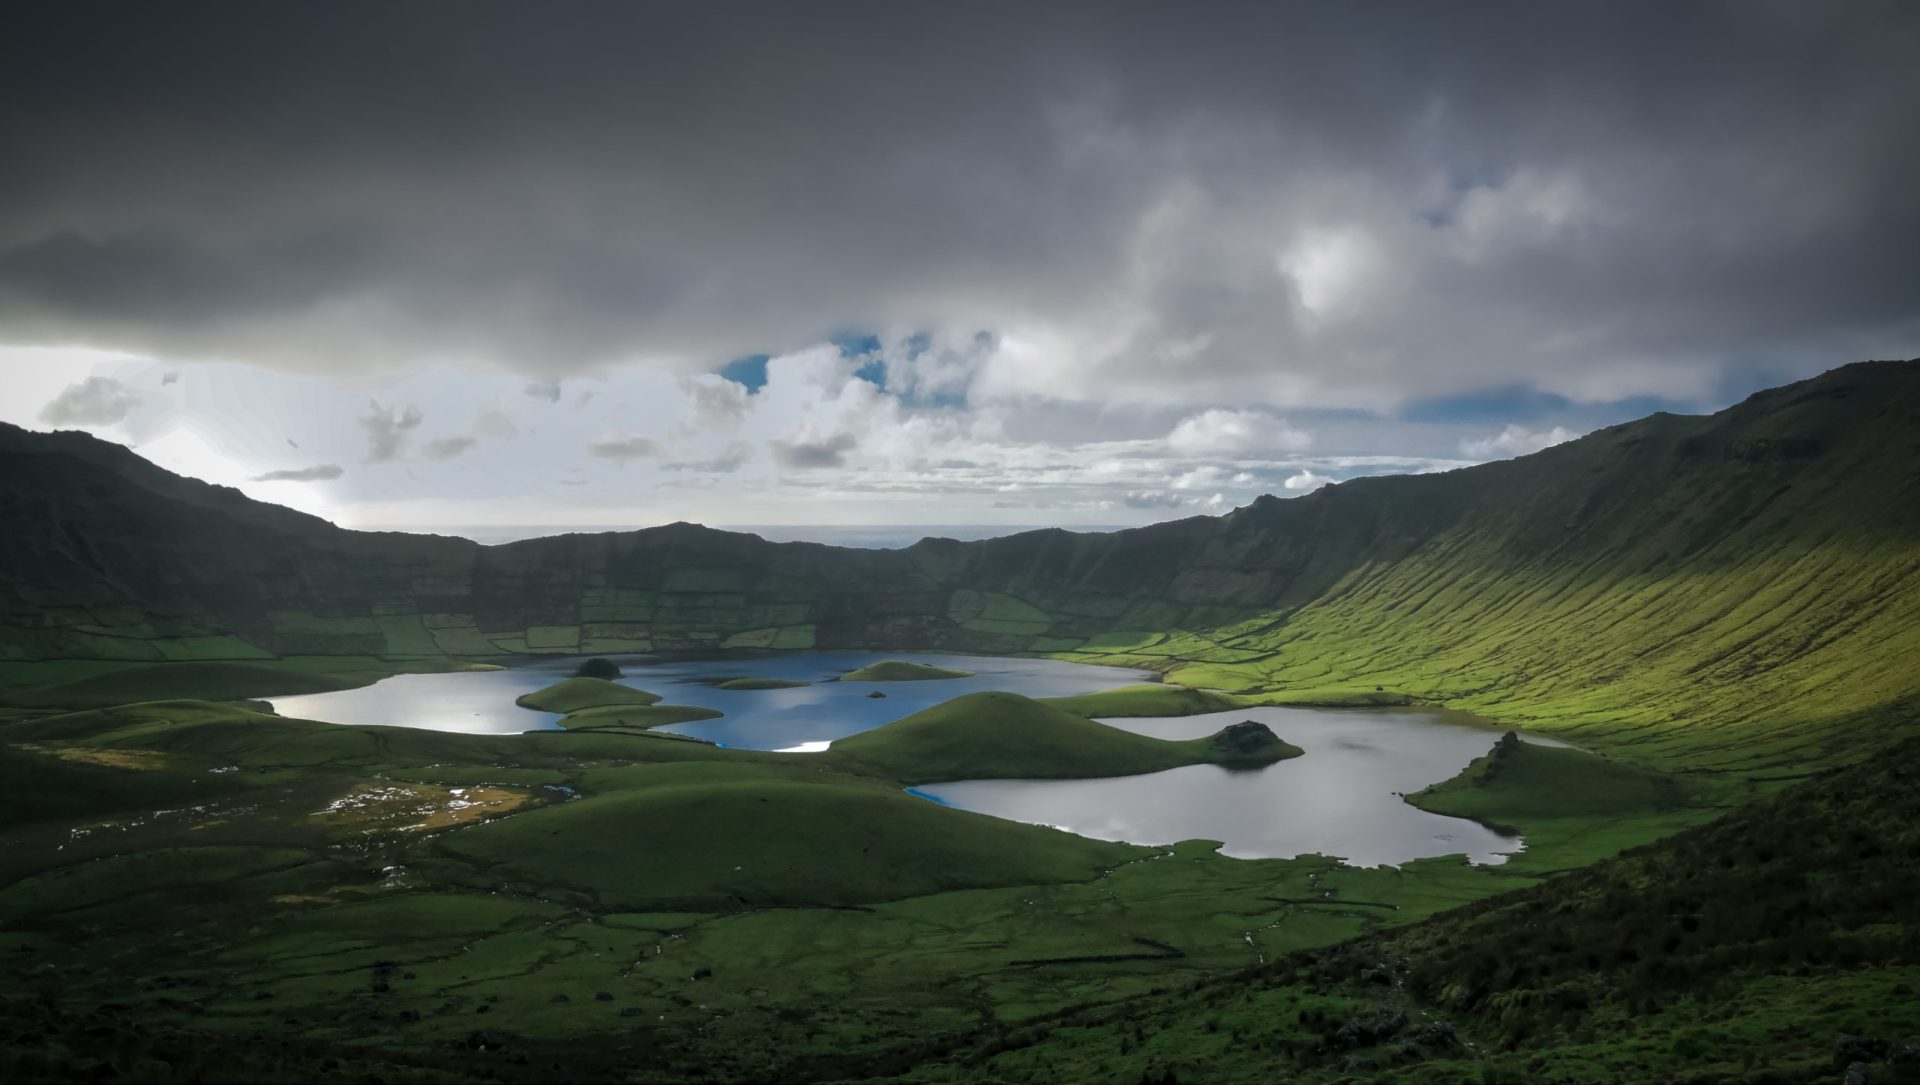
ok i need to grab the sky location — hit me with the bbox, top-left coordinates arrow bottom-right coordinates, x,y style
2,2 -> 1916,539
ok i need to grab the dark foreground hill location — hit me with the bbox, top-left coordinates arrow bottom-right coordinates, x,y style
4,360 -> 1917,769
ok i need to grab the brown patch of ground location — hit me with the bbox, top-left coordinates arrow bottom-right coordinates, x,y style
311,783 -> 533,835
20,743 -> 173,770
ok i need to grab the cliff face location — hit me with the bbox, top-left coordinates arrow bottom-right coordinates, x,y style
3,361 -> 1918,765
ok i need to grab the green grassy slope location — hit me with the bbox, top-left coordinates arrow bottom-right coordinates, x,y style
0,743 -> 250,827
1042,683 -> 1244,717
831,691 -> 1299,783
0,661 -> 358,709
1136,362 -> 1920,771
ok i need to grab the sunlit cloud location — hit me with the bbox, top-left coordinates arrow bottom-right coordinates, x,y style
1460,424 -> 1579,460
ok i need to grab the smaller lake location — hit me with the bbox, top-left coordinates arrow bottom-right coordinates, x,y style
916,707 -> 1547,866
269,652 -> 1151,746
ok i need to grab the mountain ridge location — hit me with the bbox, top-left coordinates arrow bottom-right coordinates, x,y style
3,359 -> 1917,768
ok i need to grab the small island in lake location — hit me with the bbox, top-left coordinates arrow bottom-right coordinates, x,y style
839,660 -> 975,682
713,677 -> 812,690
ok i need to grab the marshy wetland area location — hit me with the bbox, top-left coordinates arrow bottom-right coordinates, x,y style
4,362 -> 1920,1085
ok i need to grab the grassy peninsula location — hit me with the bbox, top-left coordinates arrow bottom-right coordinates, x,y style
832,690 -> 1299,783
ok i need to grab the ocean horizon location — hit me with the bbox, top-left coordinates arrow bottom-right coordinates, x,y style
363,523 -> 1133,549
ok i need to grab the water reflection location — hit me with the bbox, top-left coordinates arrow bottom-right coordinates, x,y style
270,651 -> 1149,746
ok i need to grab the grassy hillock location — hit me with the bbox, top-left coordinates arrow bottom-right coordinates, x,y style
713,676 -> 811,690
1406,731 -> 1732,870
439,762 -> 1146,910
514,676 -> 661,713
1410,732 -> 1709,830
839,660 -> 975,682
552,702 -> 724,732
1042,683 -> 1244,717
831,691 -> 1299,783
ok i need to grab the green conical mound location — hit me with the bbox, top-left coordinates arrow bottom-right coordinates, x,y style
838,660 -> 974,682
831,690 -> 1299,783
437,762 -> 1145,910
713,677 -> 811,690
515,676 -> 662,713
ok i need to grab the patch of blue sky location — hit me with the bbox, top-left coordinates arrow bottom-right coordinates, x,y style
1398,383 -> 1686,428
716,354 -> 770,391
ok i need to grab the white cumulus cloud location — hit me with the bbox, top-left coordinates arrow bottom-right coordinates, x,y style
1166,409 -> 1311,456
1460,424 -> 1579,460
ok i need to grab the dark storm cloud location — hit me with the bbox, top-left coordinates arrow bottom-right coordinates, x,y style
1,2 -> 1916,403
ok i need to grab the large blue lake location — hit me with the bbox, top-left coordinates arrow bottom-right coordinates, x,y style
270,651 -> 1536,865
269,651 -> 1151,746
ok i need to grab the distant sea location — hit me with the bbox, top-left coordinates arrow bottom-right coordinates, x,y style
375,524 -> 1128,549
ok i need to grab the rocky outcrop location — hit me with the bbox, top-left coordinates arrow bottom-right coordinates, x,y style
1206,720 -> 1297,764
